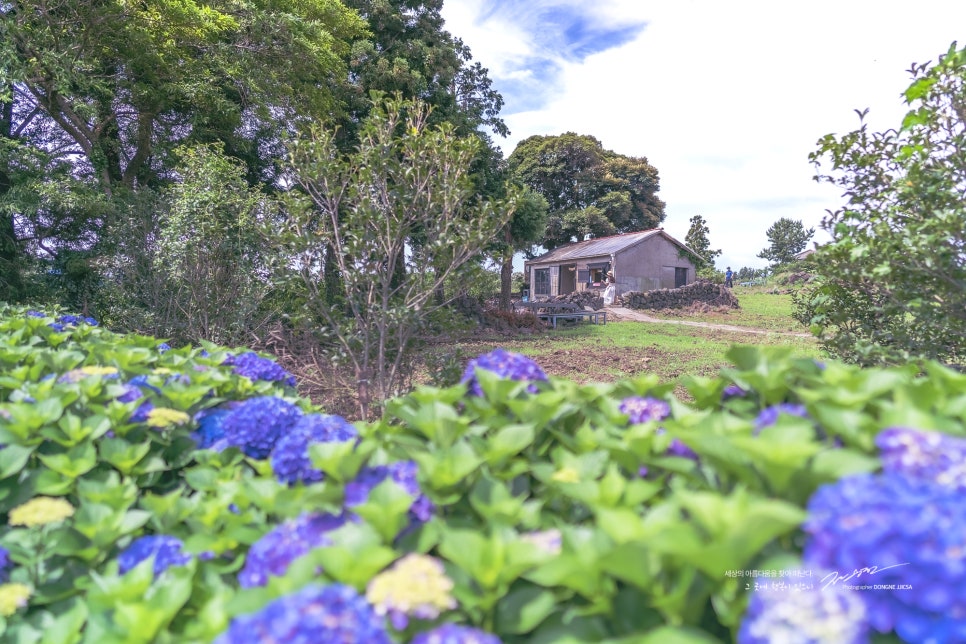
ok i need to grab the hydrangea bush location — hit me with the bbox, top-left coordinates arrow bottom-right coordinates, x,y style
0,306 -> 964,642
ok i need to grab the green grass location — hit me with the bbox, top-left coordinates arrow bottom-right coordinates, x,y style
642,285 -> 806,332
436,314 -> 821,389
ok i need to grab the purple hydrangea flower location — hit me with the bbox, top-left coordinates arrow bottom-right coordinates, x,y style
0,547 -> 10,583
738,571 -> 868,644
270,414 -> 358,485
412,624 -> 503,644
219,396 -> 303,459
876,427 -> 966,491
117,535 -> 193,577
803,472 -> 966,642
115,384 -> 144,404
238,513 -> 344,588
722,384 -> 748,400
345,462 -> 434,524
223,352 -> 296,387
754,403 -> 808,433
619,396 -> 671,424
621,396 -> 697,461
214,583 -> 391,644
26,311 -> 45,318
460,348 -> 548,396
130,400 -> 155,423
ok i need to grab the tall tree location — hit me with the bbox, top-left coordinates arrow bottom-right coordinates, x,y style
683,214 -> 721,270
497,187 -> 548,310
508,133 -> 665,249
757,218 -> 814,266
279,96 -> 519,417
795,43 -> 966,366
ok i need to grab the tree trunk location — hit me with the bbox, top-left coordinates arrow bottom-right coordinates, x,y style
499,228 -> 513,311
0,93 -> 25,302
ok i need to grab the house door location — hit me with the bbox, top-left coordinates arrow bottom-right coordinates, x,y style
674,267 -> 688,288
559,264 -> 577,294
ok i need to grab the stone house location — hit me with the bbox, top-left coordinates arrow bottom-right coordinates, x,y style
523,228 -> 701,300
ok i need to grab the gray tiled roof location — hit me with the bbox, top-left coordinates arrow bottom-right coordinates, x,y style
527,229 -> 664,264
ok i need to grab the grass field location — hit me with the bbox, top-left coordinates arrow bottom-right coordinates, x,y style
643,286 -> 806,332
434,284 -> 822,389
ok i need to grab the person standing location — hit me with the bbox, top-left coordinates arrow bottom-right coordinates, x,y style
725,267 -> 734,288
603,271 -> 617,306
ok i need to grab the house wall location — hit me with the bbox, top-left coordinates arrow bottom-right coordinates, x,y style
528,255 -> 610,298
615,236 -> 697,292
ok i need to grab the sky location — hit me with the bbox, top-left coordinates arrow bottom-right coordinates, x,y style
440,0 -> 966,271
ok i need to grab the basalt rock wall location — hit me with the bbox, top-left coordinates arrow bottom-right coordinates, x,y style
622,280 -> 739,310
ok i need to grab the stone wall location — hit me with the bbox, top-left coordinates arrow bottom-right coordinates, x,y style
545,290 -> 605,310
621,279 -> 739,310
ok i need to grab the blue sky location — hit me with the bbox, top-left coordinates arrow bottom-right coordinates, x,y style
442,0 -> 966,270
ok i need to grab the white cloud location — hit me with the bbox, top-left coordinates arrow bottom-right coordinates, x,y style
443,0 -> 966,270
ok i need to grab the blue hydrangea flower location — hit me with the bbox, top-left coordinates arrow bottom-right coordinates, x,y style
56,314 -> 97,327
754,403 -> 808,432
738,571 -> 869,644
238,513 -> 344,588
117,535 -> 193,577
47,323 -> 65,332
619,396 -> 671,424
219,396 -> 303,459
192,406 -> 239,449
0,547 -> 10,583
345,462 -> 434,524
223,352 -> 296,387
876,427 -> 966,491
270,414 -> 358,485
460,348 -> 548,396
411,624 -> 503,644
26,311 -> 45,318
214,583 -> 391,644
157,342 -> 171,353
803,472 -> 966,642
127,375 -> 163,395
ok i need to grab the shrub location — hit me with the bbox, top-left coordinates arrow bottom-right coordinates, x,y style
0,305 -> 962,642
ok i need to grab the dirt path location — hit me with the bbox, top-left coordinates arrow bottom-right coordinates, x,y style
605,306 -> 813,338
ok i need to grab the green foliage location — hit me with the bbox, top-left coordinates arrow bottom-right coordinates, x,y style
92,148 -> 273,345
277,95 -> 519,415
756,218 -> 814,267
682,215 -> 721,270
795,42 -> 966,367
508,133 -> 666,250
1,305 -> 963,641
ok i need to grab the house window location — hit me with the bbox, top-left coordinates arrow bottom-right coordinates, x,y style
675,267 -> 688,288
577,269 -> 590,284
534,268 -> 551,295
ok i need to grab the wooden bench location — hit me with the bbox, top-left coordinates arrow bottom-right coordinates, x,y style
516,301 -> 607,328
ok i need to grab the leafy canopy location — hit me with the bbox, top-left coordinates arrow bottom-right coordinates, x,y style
794,42 -> 966,367
683,215 -> 721,270
757,218 -> 814,267
508,133 -> 666,250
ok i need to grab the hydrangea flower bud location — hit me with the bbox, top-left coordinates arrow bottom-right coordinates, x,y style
365,554 -> 457,629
